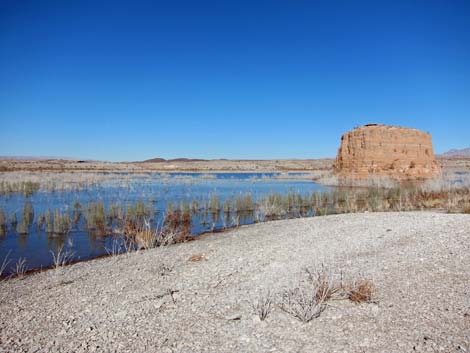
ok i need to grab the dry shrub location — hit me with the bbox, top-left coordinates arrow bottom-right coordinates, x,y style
348,278 -> 376,303
164,209 -> 191,243
252,290 -> 274,321
280,266 -> 376,322
306,265 -> 343,301
280,283 -> 327,322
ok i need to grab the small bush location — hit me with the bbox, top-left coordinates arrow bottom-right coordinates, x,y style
347,278 -> 375,303
280,285 -> 327,322
280,266 -> 376,322
252,290 -> 274,321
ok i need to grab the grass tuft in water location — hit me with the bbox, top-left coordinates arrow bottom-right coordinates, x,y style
53,210 -> 72,235
17,202 -> 34,234
0,208 -> 6,236
86,202 -> 106,235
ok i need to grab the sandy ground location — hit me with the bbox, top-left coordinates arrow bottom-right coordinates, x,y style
0,212 -> 469,352
0,158 -> 334,173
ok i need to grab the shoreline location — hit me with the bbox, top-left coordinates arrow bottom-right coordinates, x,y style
1,212 -> 468,352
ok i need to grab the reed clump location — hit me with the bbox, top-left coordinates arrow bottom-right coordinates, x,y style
72,200 -> 82,224
45,209 -> 53,233
125,201 -> 151,233
108,202 -> 124,227
0,208 -> 6,236
0,181 -> 40,197
234,193 -> 254,212
164,206 -> 191,243
17,202 -> 34,234
53,210 -> 72,235
209,195 -> 220,214
86,202 -> 106,235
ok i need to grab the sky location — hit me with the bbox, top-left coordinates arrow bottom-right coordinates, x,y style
0,0 -> 469,161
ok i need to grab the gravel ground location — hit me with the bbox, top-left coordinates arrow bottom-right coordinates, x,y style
1,212 -> 469,352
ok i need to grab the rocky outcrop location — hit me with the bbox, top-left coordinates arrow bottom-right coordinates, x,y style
333,124 -> 441,180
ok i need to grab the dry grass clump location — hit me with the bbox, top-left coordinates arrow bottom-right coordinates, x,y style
14,257 -> 27,278
347,278 -> 376,303
280,283 -> 327,322
50,243 -> 74,269
0,251 -> 11,278
252,290 -> 274,321
279,266 -> 376,322
163,207 -> 191,243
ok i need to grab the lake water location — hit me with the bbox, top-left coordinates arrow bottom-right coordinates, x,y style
0,172 -> 330,276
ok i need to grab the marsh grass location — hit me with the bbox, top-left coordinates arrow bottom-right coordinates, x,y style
17,202 -> 34,234
0,208 -> 6,236
45,209 -> 53,233
10,211 -> 18,229
86,202 -> 106,235
108,202 -> 124,226
234,193 -> 254,212
53,210 -> 72,235
72,200 -> 82,224
209,194 -> 220,214
0,181 -> 40,197
125,201 -> 151,233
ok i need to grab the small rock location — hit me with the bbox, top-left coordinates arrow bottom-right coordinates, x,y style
225,313 -> 242,321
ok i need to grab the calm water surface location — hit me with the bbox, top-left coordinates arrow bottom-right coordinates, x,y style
0,172 -> 329,275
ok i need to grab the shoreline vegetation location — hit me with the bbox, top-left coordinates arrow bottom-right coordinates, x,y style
0,157 -> 469,278
1,174 -> 469,278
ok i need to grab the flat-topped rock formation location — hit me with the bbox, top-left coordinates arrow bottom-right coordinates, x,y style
333,124 -> 441,179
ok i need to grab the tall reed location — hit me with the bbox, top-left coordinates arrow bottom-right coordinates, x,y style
53,210 -> 72,235
17,202 -> 34,234
86,202 -> 106,235
0,208 -> 6,236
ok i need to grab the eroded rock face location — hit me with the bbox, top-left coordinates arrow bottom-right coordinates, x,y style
333,124 -> 441,179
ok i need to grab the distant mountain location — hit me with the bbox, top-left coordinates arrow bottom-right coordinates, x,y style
439,148 -> 470,158
141,157 -> 209,163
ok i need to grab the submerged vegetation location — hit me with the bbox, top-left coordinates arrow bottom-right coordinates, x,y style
1,179 -> 468,239
0,170 -> 469,277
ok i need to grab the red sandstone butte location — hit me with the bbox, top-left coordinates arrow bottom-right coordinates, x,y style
333,124 -> 441,180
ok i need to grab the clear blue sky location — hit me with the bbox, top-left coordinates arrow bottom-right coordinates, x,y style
1,0 -> 469,161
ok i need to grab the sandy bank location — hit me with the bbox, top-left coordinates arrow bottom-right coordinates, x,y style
1,212 -> 469,352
